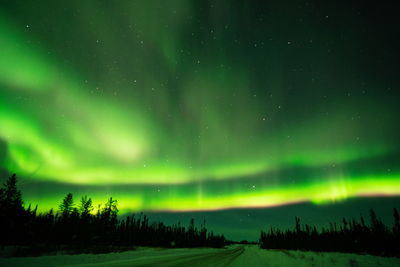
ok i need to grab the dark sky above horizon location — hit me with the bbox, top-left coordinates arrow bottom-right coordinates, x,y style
0,0 -> 399,239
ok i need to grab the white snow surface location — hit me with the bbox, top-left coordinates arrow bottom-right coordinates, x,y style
1,245 -> 399,267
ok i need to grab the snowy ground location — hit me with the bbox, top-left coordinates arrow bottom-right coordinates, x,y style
1,245 -> 399,267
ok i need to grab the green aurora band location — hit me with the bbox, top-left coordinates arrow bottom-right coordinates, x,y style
0,1 -> 399,213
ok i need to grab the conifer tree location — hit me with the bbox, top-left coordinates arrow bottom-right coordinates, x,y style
59,193 -> 74,217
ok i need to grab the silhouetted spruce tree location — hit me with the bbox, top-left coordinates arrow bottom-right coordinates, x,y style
393,208 -> 400,236
0,174 -> 23,211
80,195 -> 93,217
0,174 -> 27,244
59,193 -> 74,217
99,197 -> 118,243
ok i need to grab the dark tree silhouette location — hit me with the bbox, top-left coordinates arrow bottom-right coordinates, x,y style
80,195 -> 93,217
59,193 -> 74,217
393,208 -> 400,235
0,174 -> 23,210
260,209 -> 400,257
0,173 -> 225,256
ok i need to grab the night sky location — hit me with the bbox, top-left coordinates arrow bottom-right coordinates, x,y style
1,1 -> 399,240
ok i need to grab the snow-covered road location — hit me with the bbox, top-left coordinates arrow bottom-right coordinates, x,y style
1,245 -> 399,267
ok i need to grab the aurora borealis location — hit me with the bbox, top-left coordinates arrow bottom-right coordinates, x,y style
1,0 -> 399,230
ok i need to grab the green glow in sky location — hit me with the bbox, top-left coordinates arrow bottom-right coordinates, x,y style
1,1 -> 399,213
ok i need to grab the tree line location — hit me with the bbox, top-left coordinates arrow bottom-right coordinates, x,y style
0,174 -> 225,255
260,208 -> 400,256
